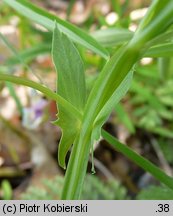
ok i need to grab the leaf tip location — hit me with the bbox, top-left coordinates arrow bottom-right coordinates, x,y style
58,158 -> 66,170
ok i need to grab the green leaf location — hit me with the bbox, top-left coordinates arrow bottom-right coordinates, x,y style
6,43 -> 51,65
148,127 -> 173,139
158,58 -> 171,80
83,46 -> 139,128
61,46 -> 138,199
102,129 -> 173,191
131,80 -> 166,111
129,0 -> 173,48
66,0 -> 76,20
53,110 -> 81,169
89,70 -> 134,175
62,0 -> 173,196
52,23 -> 86,168
0,73 -> 81,119
146,30 -> 173,48
1,180 -> 13,200
0,31 -> 42,82
0,74 -> 84,165
3,0 -> 109,59
145,43 -> 173,57
159,139 -> 173,163
137,186 -> 173,200
91,28 -> 133,47
52,24 -> 86,111
91,28 -> 173,51
92,70 -> 134,142
115,103 -> 135,134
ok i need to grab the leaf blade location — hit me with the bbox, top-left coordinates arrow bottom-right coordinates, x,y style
52,23 -> 86,111
145,43 -> 173,57
3,0 -> 109,59
52,23 -> 86,168
102,129 -> 173,191
92,28 -> 133,47
92,70 -> 134,142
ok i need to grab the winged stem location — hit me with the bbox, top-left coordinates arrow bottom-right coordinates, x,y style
61,0 -> 173,199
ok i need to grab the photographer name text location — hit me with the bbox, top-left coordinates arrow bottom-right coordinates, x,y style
2,203 -> 88,214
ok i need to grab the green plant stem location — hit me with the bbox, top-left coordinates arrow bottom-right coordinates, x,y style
0,74 -> 81,119
61,46 -> 139,200
101,129 -> 173,190
61,131 -> 91,199
61,0 -> 173,199
158,57 -> 170,80
66,0 -> 76,20
3,0 -> 173,200
1,75 -> 173,196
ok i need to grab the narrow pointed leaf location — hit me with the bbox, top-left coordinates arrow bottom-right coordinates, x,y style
0,74 -> 81,118
53,109 -> 81,169
6,43 -> 51,65
3,0 -> 109,59
115,103 -> 135,134
92,28 -> 133,47
145,43 -> 173,57
91,70 -> 134,142
129,0 -> 173,48
52,24 -> 86,168
52,24 -> 86,111
0,32 -> 42,82
102,129 -> 173,191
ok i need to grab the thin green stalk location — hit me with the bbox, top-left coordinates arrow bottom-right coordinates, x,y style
110,0 -> 121,16
0,74 -> 81,119
66,0 -> 76,20
0,32 -> 43,83
101,129 -> 173,190
6,82 -> 23,116
158,57 -> 170,80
